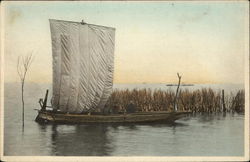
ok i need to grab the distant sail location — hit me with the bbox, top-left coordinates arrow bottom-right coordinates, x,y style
49,19 -> 115,113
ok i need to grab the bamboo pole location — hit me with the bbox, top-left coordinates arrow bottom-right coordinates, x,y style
174,73 -> 181,111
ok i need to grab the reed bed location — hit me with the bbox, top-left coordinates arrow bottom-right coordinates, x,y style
105,88 -> 244,113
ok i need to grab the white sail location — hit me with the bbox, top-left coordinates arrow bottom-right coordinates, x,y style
49,19 -> 115,113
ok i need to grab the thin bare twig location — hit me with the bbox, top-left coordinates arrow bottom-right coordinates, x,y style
17,52 -> 34,129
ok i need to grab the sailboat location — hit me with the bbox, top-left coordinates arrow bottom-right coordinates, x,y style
35,19 -> 190,123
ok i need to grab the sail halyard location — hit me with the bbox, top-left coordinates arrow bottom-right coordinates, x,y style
49,19 -> 115,113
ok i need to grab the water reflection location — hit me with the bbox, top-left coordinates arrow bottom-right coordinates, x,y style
48,124 -> 113,156
107,121 -> 188,128
32,114 -> 244,156
193,113 -> 237,123
37,123 -> 47,132
35,121 -> 187,156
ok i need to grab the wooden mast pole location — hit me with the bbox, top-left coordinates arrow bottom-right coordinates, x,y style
41,89 -> 49,111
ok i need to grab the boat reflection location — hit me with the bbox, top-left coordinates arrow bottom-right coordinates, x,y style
49,124 -> 115,156
36,121 -> 188,156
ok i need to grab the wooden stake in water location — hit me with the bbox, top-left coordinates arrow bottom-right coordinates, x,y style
174,73 -> 181,111
222,89 -> 226,113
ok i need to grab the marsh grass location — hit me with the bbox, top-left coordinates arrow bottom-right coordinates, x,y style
105,88 -> 244,113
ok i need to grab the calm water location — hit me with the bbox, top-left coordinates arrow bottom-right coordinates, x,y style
4,83 -> 244,156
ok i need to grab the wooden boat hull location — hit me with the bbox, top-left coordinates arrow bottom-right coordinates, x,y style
35,110 -> 191,124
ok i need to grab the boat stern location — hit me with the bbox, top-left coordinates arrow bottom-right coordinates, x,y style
35,110 -> 54,123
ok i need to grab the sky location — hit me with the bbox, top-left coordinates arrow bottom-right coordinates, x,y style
2,1 -> 249,84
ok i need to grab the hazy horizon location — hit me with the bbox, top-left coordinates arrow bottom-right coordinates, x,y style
4,81 -> 245,86
3,1 -> 249,84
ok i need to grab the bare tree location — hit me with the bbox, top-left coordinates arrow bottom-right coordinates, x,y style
17,52 -> 34,128
174,73 -> 181,111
